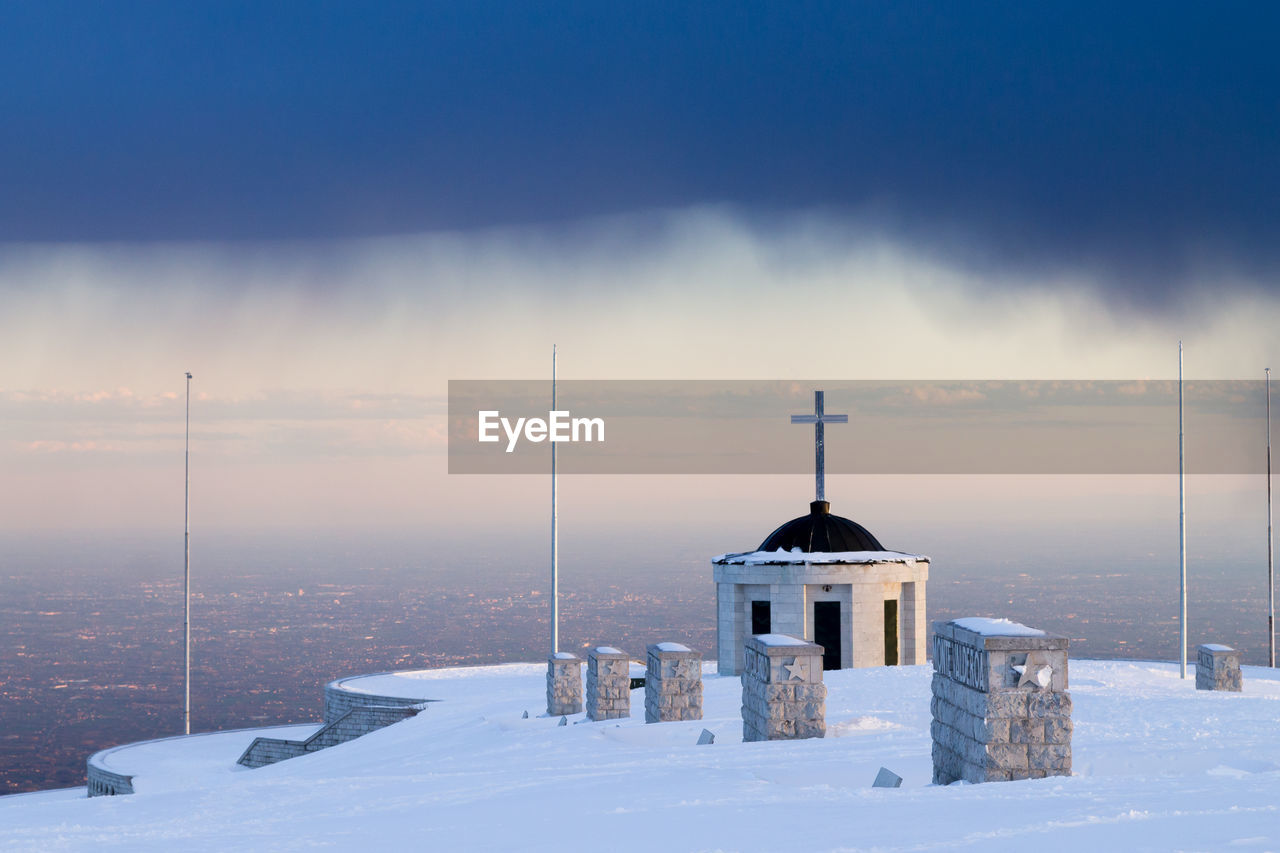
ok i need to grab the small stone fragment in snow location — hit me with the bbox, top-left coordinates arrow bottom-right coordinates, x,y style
558,716 -> 567,727
522,710 -> 529,719
697,729 -> 715,745
872,767 -> 903,788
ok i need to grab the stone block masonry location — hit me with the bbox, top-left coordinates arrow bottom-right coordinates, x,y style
237,705 -> 421,769
324,674 -> 432,723
741,634 -> 826,742
1196,644 -> 1242,692
586,646 -> 632,721
931,618 -> 1072,784
644,642 -> 703,723
547,653 -> 584,716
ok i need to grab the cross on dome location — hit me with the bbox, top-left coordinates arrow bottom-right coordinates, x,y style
791,390 -> 848,502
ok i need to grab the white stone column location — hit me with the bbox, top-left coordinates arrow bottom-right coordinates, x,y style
930,619 -> 1072,784
741,634 -> 826,742
546,653 -> 583,716
901,581 -> 924,664
716,582 -> 741,675
644,643 -> 703,723
586,646 -> 631,721
770,583 -> 804,636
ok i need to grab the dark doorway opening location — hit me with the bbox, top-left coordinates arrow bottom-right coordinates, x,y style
751,600 -> 771,635
884,599 -> 899,666
813,601 -> 841,670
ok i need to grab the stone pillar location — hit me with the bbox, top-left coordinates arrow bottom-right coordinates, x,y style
644,643 -> 703,723
741,634 -> 826,742
546,653 -> 583,716
931,618 -> 1072,784
1196,644 -> 1242,692
586,646 -> 631,721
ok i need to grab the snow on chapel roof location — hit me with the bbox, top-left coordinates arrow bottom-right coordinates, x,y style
713,548 -> 927,565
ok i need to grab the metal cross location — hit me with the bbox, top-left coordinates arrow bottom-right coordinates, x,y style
791,390 -> 847,502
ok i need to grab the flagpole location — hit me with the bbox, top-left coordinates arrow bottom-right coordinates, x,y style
183,371 -> 193,733
1179,343 -> 1187,679
551,346 -> 559,656
1267,366 -> 1274,667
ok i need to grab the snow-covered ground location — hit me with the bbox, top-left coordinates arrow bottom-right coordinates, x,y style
3,660 -> 1278,852
91,724 -> 320,794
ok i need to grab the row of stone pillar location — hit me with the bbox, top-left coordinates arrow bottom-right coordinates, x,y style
549,624 -> 1244,787
547,643 -> 704,723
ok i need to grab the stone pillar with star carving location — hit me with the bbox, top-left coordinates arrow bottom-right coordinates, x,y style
644,642 -> 703,723
741,634 -> 826,742
930,618 -> 1072,784
546,652 -> 583,716
586,646 -> 632,721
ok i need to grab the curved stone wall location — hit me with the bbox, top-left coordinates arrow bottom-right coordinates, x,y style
323,674 -> 432,723
86,763 -> 133,797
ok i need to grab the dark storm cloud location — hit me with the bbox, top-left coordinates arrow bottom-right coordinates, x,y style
1,2 -> 1277,301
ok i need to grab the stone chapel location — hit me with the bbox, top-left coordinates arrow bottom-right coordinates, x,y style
711,390 -> 930,675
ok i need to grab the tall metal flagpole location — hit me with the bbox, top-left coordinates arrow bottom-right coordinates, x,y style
1179,343 -> 1187,679
183,371 -> 193,733
1267,366 -> 1274,667
551,346 -> 558,656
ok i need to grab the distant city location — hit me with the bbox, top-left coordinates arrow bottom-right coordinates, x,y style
1,526 -> 1273,794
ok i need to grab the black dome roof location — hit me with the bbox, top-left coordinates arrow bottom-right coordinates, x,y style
758,501 -> 886,552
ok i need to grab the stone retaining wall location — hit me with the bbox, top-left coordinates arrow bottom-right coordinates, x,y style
238,705 -> 421,769
235,738 -> 308,768
86,765 -> 134,797
324,677 -> 430,723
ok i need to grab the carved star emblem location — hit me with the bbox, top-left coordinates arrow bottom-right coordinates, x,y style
784,658 -> 808,681
672,658 -> 699,679
606,659 -> 629,677
1012,652 -> 1053,689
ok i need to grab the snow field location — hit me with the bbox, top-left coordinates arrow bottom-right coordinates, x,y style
1,660 -> 1277,852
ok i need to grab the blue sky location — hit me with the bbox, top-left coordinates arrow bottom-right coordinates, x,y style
3,2 -> 1278,303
